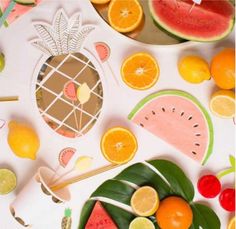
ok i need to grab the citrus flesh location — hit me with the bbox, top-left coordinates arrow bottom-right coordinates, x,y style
178,55 -> 211,84
90,0 -> 111,4
108,0 -> 143,33
121,52 -> 159,90
0,169 -> 17,195
228,216 -> 235,229
129,217 -> 155,229
131,186 -> 159,217
101,127 -> 137,164
210,90 -> 235,119
211,48 -> 235,89
156,196 -> 193,229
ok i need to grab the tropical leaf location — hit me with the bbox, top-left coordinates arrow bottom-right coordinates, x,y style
91,179 -> 135,205
148,159 -> 194,201
31,40 -> 53,56
54,9 -> 68,54
34,24 -> 59,55
78,200 -> 135,229
190,203 -> 221,229
69,25 -> 95,53
115,163 -> 172,200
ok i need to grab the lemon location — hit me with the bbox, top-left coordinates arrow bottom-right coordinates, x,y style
129,217 -> 155,229
0,169 -> 17,195
131,186 -> 159,217
8,121 -> 40,160
0,53 -> 5,72
210,90 -> 235,119
178,56 -> 211,84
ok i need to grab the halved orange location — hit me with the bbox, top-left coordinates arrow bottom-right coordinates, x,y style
108,0 -> 143,33
90,0 -> 111,4
101,127 -> 138,164
228,216 -> 235,229
121,52 -> 159,90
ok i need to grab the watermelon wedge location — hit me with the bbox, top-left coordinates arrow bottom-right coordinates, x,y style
0,0 -> 41,26
128,90 -> 214,165
85,201 -> 118,229
95,42 -> 110,63
149,0 -> 235,42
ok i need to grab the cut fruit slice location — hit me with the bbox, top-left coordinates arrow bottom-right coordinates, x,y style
210,90 -> 235,119
0,169 -> 17,195
90,0 -> 111,4
149,0 -> 235,42
74,156 -> 93,172
129,217 -> 155,229
14,0 -> 36,5
228,216 -> 235,229
131,186 -> 159,217
128,90 -> 214,165
63,81 -> 77,101
108,0 -> 143,33
59,147 -> 76,168
121,52 -> 159,90
85,201 -> 118,229
95,42 -> 110,63
77,83 -> 91,105
101,127 -> 138,164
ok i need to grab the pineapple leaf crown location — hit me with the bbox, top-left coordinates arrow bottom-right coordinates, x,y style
31,9 -> 95,56
64,208 -> 72,218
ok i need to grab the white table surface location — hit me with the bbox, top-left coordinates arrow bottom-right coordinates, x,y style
0,0 -> 235,228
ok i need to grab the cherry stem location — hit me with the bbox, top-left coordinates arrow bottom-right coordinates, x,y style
216,168 -> 235,180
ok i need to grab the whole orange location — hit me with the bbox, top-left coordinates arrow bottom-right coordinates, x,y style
211,48 -> 235,89
156,196 -> 193,229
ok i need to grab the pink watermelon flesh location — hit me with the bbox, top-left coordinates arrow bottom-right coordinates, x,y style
95,42 -> 110,62
63,81 -> 77,101
149,0 -> 234,41
85,201 -> 118,229
0,0 -> 42,25
59,147 -> 76,168
128,90 -> 213,165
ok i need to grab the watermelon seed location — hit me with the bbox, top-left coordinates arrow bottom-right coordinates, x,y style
195,143 -> 200,146
192,151 -> 197,155
140,123 -> 144,127
188,116 -> 193,120
152,111 -> 156,115
145,117 -> 149,120
162,108 -> 165,112
181,111 -> 184,116
193,124 -> 199,128
172,108 -> 175,112
195,133 -> 201,136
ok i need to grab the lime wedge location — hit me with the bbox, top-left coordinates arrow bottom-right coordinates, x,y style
0,169 -> 17,195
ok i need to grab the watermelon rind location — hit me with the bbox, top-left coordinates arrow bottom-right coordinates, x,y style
148,0 -> 235,42
128,90 -> 214,165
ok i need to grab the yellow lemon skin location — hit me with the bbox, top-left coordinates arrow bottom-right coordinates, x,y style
8,121 -> 40,160
178,56 -> 211,84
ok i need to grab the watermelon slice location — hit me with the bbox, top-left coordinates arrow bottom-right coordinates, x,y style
85,201 -> 118,229
95,42 -> 110,63
63,81 -> 77,101
58,147 -> 76,168
149,0 -> 235,42
128,90 -> 214,165
0,0 -> 41,25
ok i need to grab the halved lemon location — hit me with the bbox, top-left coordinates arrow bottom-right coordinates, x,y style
131,186 -> 159,216
210,90 -> 235,119
108,0 -> 143,33
121,52 -> 159,90
228,216 -> 235,229
129,217 -> 155,229
0,169 -> 17,195
101,127 -> 138,164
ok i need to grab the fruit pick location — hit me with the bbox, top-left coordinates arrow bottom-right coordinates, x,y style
198,155 -> 235,212
189,0 -> 202,14
0,96 -> 18,102
61,208 -> 72,229
94,42 -> 119,85
0,119 -> 5,129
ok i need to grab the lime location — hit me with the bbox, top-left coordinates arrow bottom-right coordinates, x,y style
129,217 -> 155,229
0,53 -> 5,72
0,169 -> 17,195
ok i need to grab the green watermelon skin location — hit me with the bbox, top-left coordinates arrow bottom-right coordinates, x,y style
85,201 -> 118,229
149,0 -> 235,42
128,90 -> 214,165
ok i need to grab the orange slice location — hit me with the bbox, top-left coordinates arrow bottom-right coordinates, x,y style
228,216 -> 235,229
108,0 -> 143,33
101,127 -> 138,164
90,0 -> 111,4
131,186 -> 159,216
121,52 -> 159,90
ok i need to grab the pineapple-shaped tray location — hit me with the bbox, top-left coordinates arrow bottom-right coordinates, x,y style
31,9 -> 104,138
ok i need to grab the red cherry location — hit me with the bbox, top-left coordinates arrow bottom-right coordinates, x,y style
197,175 -> 221,198
219,188 -> 235,212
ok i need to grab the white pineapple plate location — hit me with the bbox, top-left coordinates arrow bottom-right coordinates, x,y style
30,9 -> 106,138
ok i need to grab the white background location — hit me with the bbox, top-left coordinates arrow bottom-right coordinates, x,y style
0,0 -> 235,228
